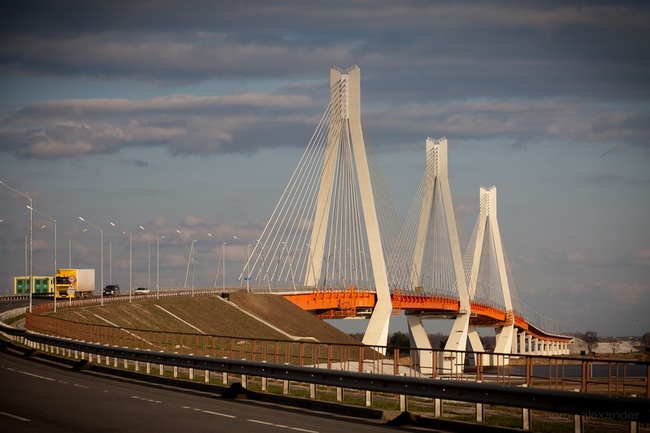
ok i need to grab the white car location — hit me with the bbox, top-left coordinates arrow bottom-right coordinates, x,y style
134,287 -> 150,295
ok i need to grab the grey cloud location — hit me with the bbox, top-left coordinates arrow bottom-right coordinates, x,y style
2,93 -> 649,160
0,1 -> 648,159
1,1 -> 648,100
0,93 -> 320,159
120,157 -> 150,168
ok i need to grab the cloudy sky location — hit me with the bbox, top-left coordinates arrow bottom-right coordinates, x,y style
1,1 -> 648,337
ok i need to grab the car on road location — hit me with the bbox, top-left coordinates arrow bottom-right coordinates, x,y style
134,287 -> 150,295
103,284 -> 121,296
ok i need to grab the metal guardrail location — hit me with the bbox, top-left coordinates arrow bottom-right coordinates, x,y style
0,294 -> 30,301
1,318 -> 648,428
23,302 -> 650,400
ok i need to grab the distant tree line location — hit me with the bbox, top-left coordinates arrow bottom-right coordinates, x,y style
575,330 -> 599,354
349,331 -> 496,355
350,330 -> 650,355
643,332 -> 650,348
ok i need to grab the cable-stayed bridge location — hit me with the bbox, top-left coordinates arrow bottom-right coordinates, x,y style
241,65 -> 572,370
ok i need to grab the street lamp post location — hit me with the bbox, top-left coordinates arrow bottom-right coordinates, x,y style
222,242 -> 227,291
245,243 -> 251,293
282,242 -> 296,292
78,217 -> 104,307
2,180 -> 33,312
176,230 -> 197,296
28,206 -> 57,312
69,228 -> 88,268
110,222 -> 132,302
140,226 -> 163,299
233,235 -> 252,290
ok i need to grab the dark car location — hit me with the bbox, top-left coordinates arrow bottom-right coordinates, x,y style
103,284 -> 121,296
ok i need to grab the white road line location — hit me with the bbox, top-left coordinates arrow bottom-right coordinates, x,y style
7,367 -> 56,381
202,410 -> 237,418
248,419 -> 274,426
181,406 -> 236,418
1,411 -> 31,422
247,419 -> 318,432
131,395 -> 161,403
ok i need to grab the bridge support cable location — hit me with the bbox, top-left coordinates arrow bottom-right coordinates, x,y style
397,137 -> 473,372
244,66 -> 401,351
463,186 -> 573,352
464,186 -> 516,357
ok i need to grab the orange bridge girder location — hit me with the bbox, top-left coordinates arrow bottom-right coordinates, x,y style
283,288 -> 571,342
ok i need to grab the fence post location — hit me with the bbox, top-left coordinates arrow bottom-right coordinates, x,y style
574,413 -> 584,433
522,407 -> 531,430
399,394 -> 407,412
476,402 -> 484,422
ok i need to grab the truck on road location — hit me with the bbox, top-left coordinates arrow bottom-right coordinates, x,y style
55,269 -> 95,298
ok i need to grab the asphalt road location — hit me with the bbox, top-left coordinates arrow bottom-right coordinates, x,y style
0,348 -> 403,433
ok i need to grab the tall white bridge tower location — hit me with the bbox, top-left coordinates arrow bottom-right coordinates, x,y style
244,65 -> 572,360
404,138 -> 472,371
244,66 -> 399,351
307,66 -> 393,349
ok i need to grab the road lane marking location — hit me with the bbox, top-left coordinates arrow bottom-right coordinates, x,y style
1,411 -> 30,422
202,410 -> 237,418
5,366 -> 56,381
181,406 -> 236,418
248,419 -> 318,432
131,395 -> 162,403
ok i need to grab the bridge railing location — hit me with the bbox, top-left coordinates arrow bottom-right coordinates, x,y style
3,323 -> 649,430
3,305 -> 649,432
23,307 -> 649,399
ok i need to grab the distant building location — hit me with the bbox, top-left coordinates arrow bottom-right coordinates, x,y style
569,338 -> 639,355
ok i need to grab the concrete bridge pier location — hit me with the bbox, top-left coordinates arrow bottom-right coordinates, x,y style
406,314 -> 434,375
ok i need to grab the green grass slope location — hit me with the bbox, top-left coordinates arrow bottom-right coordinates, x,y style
48,293 -> 363,345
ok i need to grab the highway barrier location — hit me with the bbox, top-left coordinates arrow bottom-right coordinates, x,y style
1,309 -> 648,433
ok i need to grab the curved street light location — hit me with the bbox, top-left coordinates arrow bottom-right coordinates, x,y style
139,225 -> 163,299
1,180 -> 33,312
176,229 -> 197,296
28,206 -> 57,312
78,216 -> 104,307
110,222 -> 133,302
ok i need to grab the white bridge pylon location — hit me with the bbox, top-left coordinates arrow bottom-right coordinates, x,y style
309,66 -> 393,350
403,137 -> 474,372
243,65 -> 399,352
465,186 -> 516,354
243,65 -> 567,358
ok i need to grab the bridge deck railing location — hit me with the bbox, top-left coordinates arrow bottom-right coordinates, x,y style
3,305 -> 649,432
23,306 -> 650,399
